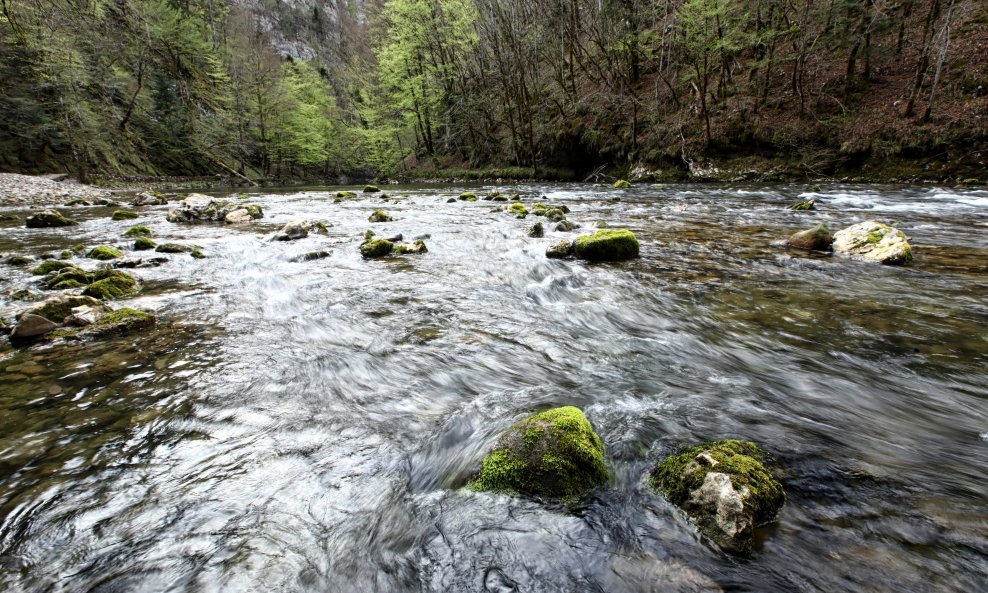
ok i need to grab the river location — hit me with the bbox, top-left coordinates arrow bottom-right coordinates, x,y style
1,183 -> 986,592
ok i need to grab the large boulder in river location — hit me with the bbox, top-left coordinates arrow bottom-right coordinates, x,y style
573,229 -> 640,261
274,220 -> 310,241
25,210 -> 78,228
832,220 -> 913,265
469,406 -> 609,500
650,440 -> 785,555
167,194 -> 262,224
786,223 -> 833,251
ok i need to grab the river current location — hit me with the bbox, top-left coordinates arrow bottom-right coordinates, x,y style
0,183 -> 986,592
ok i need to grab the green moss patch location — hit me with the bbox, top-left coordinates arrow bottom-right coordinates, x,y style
368,210 -> 394,223
363,185 -> 381,193
133,237 -> 157,250
360,239 -> 394,258
469,406 -> 609,499
111,210 -> 140,220
613,179 -> 632,188
30,260 -> 75,275
82,271 -> 139,300
86,246 -> 124,260
123,225 -> 153,238
507,202 -> 528,218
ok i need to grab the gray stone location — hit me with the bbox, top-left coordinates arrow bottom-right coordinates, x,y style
832,220 -> 913,264
10,314 -> 57,339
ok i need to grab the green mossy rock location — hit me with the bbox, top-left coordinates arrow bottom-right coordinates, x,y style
531,203 -> 548,215
123,225 -> 152,238
82,271 -> 139,300
470,406 -> 608,500
155,243 -> 190,253
360,239 -> 394,258
46,267 -> 90,289
336,191 -> 357,199
111,210 -> 139,221
133,237 -> 157,251
64,198 -> 91,206
546,239 -> 575,258
363,185 -> 381,193
368,210 -> 394,223
86,246 -> 124,260
70,243 -> 87,255
650,440 -> 785,554
613,179 -> 632,189
25,210 -> 78,228
508,202 -> 528,218
545,207 -> 566,222
786,223 -> 833,251
573,229 -> 640,261
190,247 -> 206,259
31,260 -> 75,275
789,199 -> 816,211
51,307 -> 156,340
458,192 -> 478,201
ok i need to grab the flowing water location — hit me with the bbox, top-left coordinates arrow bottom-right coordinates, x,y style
0,183 -> 986,592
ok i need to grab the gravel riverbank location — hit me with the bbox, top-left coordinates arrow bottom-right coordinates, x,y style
0,173 -> 113,207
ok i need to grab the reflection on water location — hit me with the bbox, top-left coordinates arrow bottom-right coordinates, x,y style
1,184 -> 986,592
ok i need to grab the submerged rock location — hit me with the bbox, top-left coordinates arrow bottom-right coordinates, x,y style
832,220 -> 913,265
786,223 -> 833,251
363,185 -> 381,193
526,222 -> 545,238
470,406 -> 609,499
4,255 -> 32,267
155,243 -> 190,253
25,210 -> 78,228
555,219 -> 578,232
508,202 -> 528,218
789,199 -> 817,211
52,307 -> 156,340
459,192 -> 478,201
291,250 -> 331,262
650,440 -> 785,554
336,191 -> 357,200
133,237 -> 157,251
573,229 -> 640,261
545,207 -> 566,222
274,220 -> 310,241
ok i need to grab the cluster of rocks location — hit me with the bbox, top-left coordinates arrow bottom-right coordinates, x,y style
470,406 -> 785,555
8,293 -> 154,344
359,231 -> 428,258
166,194 -> 264,224
784,220 -> 913,265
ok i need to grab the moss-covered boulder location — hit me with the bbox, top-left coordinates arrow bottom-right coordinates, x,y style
30,260 -> 75,275
368,210 -> 394,223
470,406 -> 608,500
46,266 -> 90,289
131,237 -> 156,251
82,270 -> 139,300
190,247 -> 206,259
360,239 -> 394,258
526,221 -> 544,238
832,220 -> 913,265
50,307 -> 156,340
508,202 -> 528,218
789,199 -> 816,211
86,246 -> 124,260
613,179 -> 632,189
545,207 -> 566,222
111,210 -> 139,221
132,191 -> 168,206
572,229 -> 640,261
4,255 -> 32,266
531,203 -> 548,216
786,223 -> 833,251
336,191 -> 357,200
123,225 -> 152,238
155,243 -> 190,253
25,295 -> 106,324
650,440 -> 785,554
459,192 -> 478,201
25,210 -> 78,228
363,185 -> 381,193
555,220 -> 578,232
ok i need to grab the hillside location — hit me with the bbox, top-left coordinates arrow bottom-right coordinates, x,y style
0,0 -> 985,182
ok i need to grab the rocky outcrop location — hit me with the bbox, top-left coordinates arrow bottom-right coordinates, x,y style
832,220 -> 913,265
470,406 -> 609,499
650,440 -> 785,554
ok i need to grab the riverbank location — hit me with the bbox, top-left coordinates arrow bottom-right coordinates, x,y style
0,173 -> 113,207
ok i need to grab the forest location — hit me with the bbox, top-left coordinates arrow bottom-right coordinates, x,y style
0,0 -> 985,182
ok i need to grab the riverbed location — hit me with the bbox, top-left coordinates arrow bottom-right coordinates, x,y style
1,183 -> 986,592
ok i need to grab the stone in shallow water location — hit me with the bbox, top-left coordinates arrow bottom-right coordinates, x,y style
832,220 -> 913,265
786,223 -> 833,251
649,439 -> 785,554
25,210 -> 78,228
470,406 -> 608,499
274,220 -> 310,241
572,229 -> 639,261
10,314 -> 57,340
